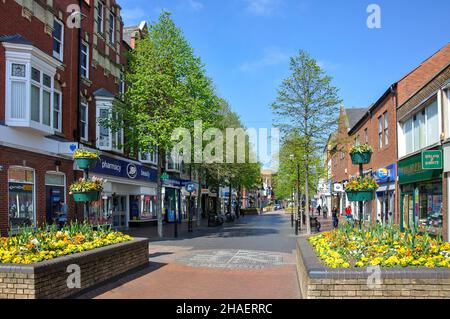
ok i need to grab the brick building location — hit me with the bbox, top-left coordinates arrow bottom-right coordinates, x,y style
327,43 -> 450,239
0,0 -> 162,236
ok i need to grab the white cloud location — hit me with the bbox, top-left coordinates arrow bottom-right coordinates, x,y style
240,47 -> 290,72
317,60 -> 342,71
121,7 -> 147,25
188,0 -> 204,11
244,0 -> 281,16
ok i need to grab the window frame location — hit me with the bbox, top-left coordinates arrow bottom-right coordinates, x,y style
53,89 -> 62,132
108,10 -> 115,44
139,145 -> 159,165
378,116 -> 383,149
7,166 -> 36,230
80,102 -> 88,141
383,111 -> 389,146
80,42 -> 89,79
97,1 -> 105,34
95,98 -> 124,153
52,18 -> 64,61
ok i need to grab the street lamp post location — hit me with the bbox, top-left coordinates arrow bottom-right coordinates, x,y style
290,155 -> 301,235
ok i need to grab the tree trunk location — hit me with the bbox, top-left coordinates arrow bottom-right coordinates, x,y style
305,162 -> 311,235
156,148 -> 163,238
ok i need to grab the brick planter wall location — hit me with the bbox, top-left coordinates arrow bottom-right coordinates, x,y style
296,237 -> 450,299
0,238 -> 149,299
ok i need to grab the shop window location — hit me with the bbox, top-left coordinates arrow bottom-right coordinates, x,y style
8,167 -> 35,230
140,195 -> 157,220
418,182 -> 442,236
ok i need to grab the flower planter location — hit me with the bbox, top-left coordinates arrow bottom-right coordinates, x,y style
72,190 -> 100,202
346,190 -> 374,202
350,152 -> 372,165
75,157 -> 98,169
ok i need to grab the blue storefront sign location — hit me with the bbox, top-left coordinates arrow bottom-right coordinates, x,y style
372,163 -> 396,185
91,155 -> 158,183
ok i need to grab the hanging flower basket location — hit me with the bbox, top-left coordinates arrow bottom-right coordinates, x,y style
346,190 -> 374,202
75,157 -> 99,170
73,149 -> 100,169
72,190 -> 101,202
69,177 -> 105,202
350,152 -> 372,165
349,143 -> 373,165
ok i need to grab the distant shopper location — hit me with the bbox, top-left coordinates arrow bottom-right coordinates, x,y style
345,205 -> 353,220
317,205 -> 322,216
323,205 -> 328,219
332,206 -> 339,229
58,200 -> 68,229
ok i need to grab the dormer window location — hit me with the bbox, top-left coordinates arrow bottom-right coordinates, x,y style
3,40 -> 61,134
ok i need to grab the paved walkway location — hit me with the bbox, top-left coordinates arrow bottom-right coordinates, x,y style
78,211 -> 301,299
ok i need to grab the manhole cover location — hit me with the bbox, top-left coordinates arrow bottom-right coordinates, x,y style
176,250 -> 289,269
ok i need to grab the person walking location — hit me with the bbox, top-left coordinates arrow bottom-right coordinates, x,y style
345,205 -> 353,221
323,205 -> 328,219
317,205 -> 322,216
332,206 -> 339,229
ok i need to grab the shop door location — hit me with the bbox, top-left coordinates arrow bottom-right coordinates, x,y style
112,195 -> 127,228
45,186 -> 64,224
402,194 -> 414,229
129,196 -> 140,221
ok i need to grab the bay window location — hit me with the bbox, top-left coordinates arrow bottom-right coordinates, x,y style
401,97 -> 440,156
96,98 -> 123,152
53,89 -> 62,132
4,42 -> 60,134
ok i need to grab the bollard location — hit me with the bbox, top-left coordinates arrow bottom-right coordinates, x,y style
295,219 -> 299,235
291,213 -> 294,227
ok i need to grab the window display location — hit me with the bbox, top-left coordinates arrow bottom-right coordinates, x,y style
140,195 -> 157,220
418,182 -> 442,235
8,167 -> 35,229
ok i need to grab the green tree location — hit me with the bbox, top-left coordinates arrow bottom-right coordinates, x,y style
103,11 -> 220,237
272,50 -> 341,234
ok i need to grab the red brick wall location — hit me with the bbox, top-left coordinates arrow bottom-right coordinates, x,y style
0,145 -> 81,235
331,108 -> 352,184
397,43 -> 450,106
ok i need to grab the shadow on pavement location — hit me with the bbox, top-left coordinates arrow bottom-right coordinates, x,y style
75,261 -> 167,299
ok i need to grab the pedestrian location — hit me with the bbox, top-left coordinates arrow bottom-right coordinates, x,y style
345,205 -> 353,221
332,206 -> 339,229
317,205 -> 322,216
58,199 -> 68,229
323,205 -> 328,219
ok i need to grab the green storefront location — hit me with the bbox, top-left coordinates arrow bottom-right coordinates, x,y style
398,148 -> 443,236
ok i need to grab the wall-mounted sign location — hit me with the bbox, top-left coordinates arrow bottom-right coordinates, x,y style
422,150 -> 443,170
91,155 -> 157,183
333,183 -> 344,192
58,142 -> 79,155
373,164 -> 396,184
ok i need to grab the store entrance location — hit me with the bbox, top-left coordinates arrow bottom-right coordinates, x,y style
402,193 -> 414,229
45,186 -> 64,225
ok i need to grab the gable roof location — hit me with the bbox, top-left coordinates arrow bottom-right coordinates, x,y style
346,108 -> 367,128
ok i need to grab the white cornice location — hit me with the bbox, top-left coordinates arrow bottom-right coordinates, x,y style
2,42 -> 62,70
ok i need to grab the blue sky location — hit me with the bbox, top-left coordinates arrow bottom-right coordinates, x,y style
120,0 -> 450,130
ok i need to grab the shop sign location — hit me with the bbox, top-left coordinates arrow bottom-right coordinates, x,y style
333,183 -> 344,192
185,183 -> 195,193
398,150 -> 442,185
372,164 -> 396,184
91,155 -> 157,183
58,142 -> 79,155
422,150 -> 443,170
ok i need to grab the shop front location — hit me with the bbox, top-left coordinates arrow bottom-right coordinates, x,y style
89,154 -> 158,228
373,164 -> 396,225
444,143 -> 450,240
162,179 -> 181,223
398,149 -> 443,236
